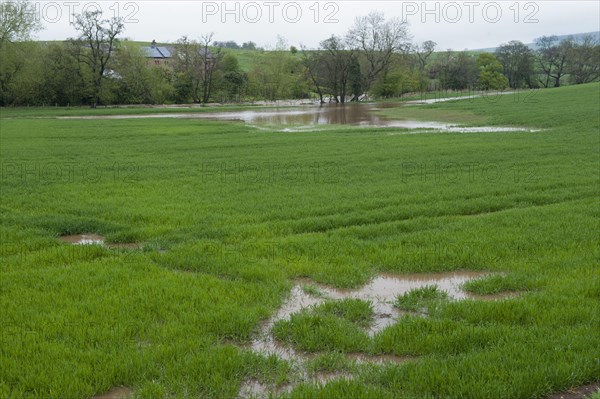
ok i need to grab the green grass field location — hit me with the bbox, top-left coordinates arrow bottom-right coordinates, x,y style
0,83 -> 598,398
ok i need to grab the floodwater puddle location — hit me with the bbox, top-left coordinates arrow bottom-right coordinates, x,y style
386,125 -> 542,134
545,381 -> 600,399
404,91 -> 514,104
237,271 -> 506,398
59,234 -> 140,250
238,372 -> 352,399
57,96 -> 538,133
91,386 -> 132,399
347,352 -> 414,365
59,234 -> 105,245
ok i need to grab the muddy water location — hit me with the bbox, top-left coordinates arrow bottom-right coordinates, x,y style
238,372 -> 353,399
57,98 -> 536,133
91,387 -> 132,399
255,271 -> 489,350
239,271 -> 503,398
59,234 -> 140,250
59,234 -> 105,245
58,104 -> 410,127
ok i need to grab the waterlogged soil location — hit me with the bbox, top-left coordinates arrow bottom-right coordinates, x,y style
58,105 -> 428,127
238,372 -> 353,399
404,91 -> 514,104
91,387 -> 132,399
57,96 -> 536,133
546,382 -> 600,399
239,271 -> 514,398
59,234 -> 140,249
59,234 -> 105,245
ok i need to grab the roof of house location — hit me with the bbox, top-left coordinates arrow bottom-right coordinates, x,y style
142,46 -> 172,59
141,44 -> 214,60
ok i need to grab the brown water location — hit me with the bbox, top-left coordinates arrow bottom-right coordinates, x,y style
57,99 -> 537,133
59,234 -> 105,245
238,271 -> 515,397
59,103 -> 414,126
59,234 -> 140,249
238,371 -> 353,399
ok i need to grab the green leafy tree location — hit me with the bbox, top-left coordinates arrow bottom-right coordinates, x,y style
495,41 -> 535,88
433,51 -> 478,90
40,41 -> 90,105
0,0 -> 42,105
216,53 -> 247,102
0,41 -> 44,105
477,53 -> 508,90
0,0 -> 41,50
113,42 -> 154,104
247,47 -> 301,100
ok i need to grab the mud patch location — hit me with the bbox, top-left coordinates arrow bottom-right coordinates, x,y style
248,271 -> 492,359
347,352 -> 414,365
546,382 -> 600,399
238,271 -> 501,397
59,234 -> 105,245
91,386 -> 132,399
59,234 -> 140,250
238,372 -> 354,399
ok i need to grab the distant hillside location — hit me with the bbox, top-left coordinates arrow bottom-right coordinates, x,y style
471,31 -> 600,53
120,40 -> 302,72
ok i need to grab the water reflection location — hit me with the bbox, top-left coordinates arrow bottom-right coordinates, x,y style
58,101 -> 538,133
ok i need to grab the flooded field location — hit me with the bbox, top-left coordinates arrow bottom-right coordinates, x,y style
238,271 -> 518,398
248,271 -> 504,358
3,83 -> 598,399
59,234 -> 140,249
59,234 -> 105,245
57,98 -> 537,133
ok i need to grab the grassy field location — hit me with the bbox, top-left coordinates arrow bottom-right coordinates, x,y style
0,83 -> 598,398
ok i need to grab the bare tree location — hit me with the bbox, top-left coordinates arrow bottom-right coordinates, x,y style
173,34 -> 222,104
71,10 -> 124,107
300,46 -> 326,104
199,33 -> 221,104
414,40 -> 437,72
568,35 -> 600,85
535,36 -> 572,88
320,35 -> 355,103
535,36 -> 559,88
347,12 -> 411,95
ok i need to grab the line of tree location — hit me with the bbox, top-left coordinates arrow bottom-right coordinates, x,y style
1,1 -> 599,107
213,40 -> 259,50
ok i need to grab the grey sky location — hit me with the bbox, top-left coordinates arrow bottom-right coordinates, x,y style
32,1 -> 600,49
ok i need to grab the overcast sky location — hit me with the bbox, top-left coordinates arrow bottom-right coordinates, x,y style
32,1 -> 600,50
